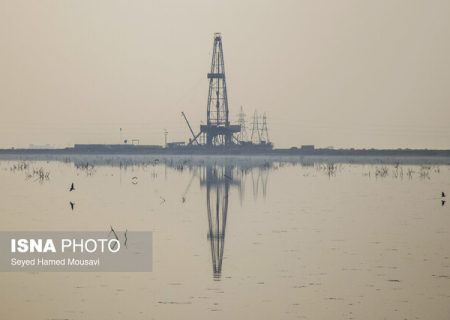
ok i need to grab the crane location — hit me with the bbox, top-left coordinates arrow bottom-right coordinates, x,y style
181,112 -> 200,145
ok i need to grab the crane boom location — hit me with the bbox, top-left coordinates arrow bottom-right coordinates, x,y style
181,112 -> 199,145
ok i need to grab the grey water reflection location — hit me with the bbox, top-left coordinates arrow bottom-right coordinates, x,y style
200,163 -> 271,280
201,165 -> 231,280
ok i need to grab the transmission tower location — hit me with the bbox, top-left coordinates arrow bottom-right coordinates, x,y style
260,113 -> 270,143
250,110 -> 261,144
237,106 -> 247,142
200,33 -> 240,146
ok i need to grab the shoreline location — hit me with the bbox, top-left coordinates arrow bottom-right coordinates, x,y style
1,146 -> 450,157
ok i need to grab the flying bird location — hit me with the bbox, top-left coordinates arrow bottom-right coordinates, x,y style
442,200 -> 446,207
69,183 -> 75,191
442,192 -> 446,198
69,201 -> 75,210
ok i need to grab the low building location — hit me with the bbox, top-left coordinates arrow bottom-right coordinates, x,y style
301,145 -> 315,151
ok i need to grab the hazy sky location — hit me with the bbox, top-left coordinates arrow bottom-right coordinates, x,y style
1,0 -> 449,149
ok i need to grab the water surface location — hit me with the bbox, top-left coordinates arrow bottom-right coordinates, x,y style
0,155 -> 449,319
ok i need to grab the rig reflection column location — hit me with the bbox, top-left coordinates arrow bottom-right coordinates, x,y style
201,165 -> 233,280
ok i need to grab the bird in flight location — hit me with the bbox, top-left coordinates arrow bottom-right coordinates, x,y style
69,183 -> 75,191
442,192 -> 446,198
69,201 -> 75,210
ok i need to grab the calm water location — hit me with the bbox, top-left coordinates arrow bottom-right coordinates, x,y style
0,155 -> 449,319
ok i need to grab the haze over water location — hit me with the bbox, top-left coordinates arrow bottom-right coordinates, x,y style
1,1 -> 450,149
0,155 -> 449,319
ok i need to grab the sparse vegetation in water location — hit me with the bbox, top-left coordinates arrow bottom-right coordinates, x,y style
363,164 -> 442,180
9,161 -> 29,172
375,166 -> 389,178
391,165 -> 404,179
24,167 -> 50,183
8,161 -> 50,183
75,162 -> 96,176
406,168 -> 414,179
315,162 -> 338,177
419,165 -> 431,179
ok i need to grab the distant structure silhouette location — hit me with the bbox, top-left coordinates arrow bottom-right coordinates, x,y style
250,110 -> 261,144
250,111 -> 270,145
237,106 -> 248,142
185,33 -> 241,146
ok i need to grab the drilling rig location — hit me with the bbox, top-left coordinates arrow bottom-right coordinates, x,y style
195,33 -> 241,147
182,33 -> 273,150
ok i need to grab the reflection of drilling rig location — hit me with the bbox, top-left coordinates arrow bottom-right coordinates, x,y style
200,165 -> 240,280
186,161 -> 271,279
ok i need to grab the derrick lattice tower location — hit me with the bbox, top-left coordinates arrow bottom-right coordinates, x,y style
200,33 -> 240,146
